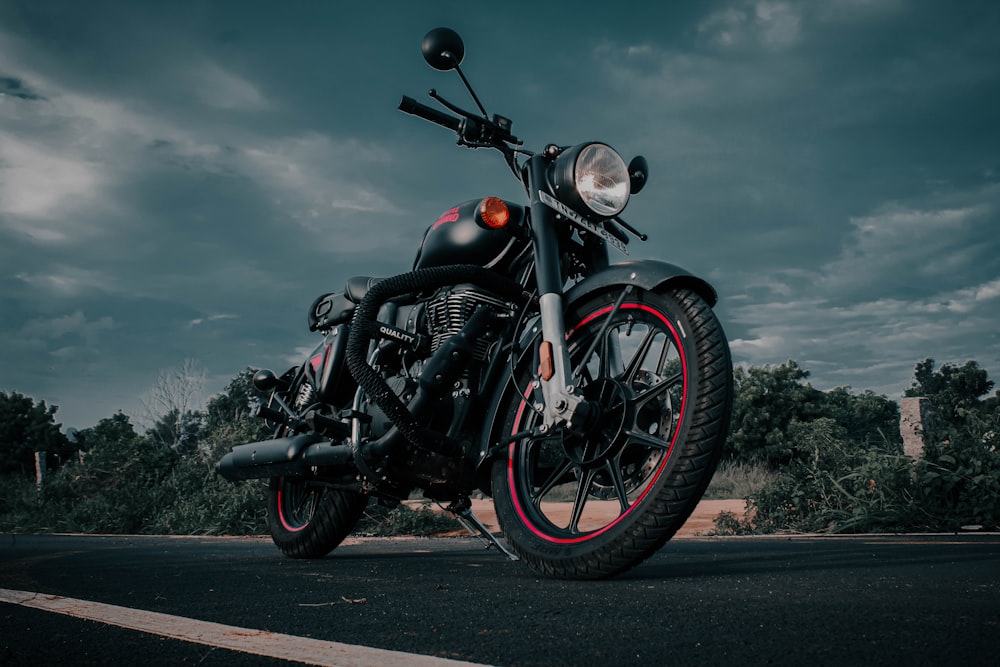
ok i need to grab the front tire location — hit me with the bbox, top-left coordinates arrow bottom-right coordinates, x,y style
491,287 -> 732,579
267,477 -> 367,559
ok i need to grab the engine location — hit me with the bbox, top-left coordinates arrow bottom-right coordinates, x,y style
424,285 -> 513,361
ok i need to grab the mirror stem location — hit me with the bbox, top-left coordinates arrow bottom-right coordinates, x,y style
446,52 -> 489,118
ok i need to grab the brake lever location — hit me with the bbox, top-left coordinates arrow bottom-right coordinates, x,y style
429,88 -> 476,120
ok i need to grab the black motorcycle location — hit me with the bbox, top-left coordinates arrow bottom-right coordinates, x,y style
217,28 -> 733,579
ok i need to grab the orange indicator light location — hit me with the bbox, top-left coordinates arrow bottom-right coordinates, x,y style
479,196 -> 510,229
538,341 -> 554,381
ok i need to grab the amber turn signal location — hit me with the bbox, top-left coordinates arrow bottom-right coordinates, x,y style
478,196 -> 510,229
538,341 -> 554,381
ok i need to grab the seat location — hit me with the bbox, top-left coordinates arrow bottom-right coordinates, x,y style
345,276 -> 383,303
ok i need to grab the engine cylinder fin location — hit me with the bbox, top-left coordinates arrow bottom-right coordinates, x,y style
426,287 -> 512,360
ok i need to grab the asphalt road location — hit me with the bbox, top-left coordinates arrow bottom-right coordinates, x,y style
1,533 -> 998,666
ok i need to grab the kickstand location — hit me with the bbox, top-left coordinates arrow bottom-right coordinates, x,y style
447,499 -> 519,561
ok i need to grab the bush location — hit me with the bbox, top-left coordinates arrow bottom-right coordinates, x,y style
703,460 -> 777,500
713,419 -> 916,534
355,502 -> 460,537
911,407 -> 1000,530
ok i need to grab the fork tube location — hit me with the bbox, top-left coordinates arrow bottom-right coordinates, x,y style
525,155 -> 582,427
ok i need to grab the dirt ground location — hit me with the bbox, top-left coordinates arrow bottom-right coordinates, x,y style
414,498 -> 748,538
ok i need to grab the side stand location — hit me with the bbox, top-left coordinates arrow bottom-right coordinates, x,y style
447,498 -> 519,561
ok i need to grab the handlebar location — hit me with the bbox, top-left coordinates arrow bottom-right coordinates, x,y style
399,96 -> 461,132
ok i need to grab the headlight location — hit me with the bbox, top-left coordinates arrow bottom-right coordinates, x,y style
550,143 -> 630,218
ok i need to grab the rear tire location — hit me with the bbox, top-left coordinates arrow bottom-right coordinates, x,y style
491,287 -> 732,579
267,477 -> 367,559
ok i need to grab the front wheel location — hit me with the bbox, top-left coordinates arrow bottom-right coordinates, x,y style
267,477 -> 367,558
491,287 -> 732,579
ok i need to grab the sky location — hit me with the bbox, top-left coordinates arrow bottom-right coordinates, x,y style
1,0 -> 998,431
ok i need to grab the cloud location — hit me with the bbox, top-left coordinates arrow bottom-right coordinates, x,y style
0,133 -> 106,228
698,1 -> 803,51
814,0 -> 903,23
14,267 -> 119,297
819,187 -> 999,299
194,62 -> 270,111
242,134 -> 398,210
0,76 -> 43,100
20,310 -> 116,346
729,333 -> 788,358
697,0 -> 904,52
726,182 -> 1000,395
974,278 -> 1000,302
187,313 -> 239,328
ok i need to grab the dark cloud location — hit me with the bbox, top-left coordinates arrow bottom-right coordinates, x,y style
1,0 -> 999,428
0,75 -> 42,99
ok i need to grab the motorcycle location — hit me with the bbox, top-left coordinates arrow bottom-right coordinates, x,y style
216,27 -> 733,579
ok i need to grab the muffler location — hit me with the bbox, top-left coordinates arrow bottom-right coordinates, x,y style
215,432 -> 354,481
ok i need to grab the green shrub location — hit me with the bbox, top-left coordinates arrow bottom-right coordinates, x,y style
703,460 -> 777,500
911,407 -> 1000,530
355,502 -> 459,537
713,419 -> 916,534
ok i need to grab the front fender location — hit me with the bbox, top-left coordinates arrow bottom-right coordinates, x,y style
564,259 -> 717,307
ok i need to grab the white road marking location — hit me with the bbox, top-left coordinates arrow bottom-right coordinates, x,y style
0,587 -> 490,667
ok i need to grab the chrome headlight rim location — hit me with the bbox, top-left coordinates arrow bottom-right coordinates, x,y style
550,142 -> 631,219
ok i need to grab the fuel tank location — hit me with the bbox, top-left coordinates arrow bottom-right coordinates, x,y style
413,199 -> 527,272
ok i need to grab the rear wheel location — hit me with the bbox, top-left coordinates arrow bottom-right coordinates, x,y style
263,384 -> 366,560
267,477 -> 367,558
491,287 -> 732,579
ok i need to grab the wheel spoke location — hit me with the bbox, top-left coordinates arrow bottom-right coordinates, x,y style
531,458 -> 576,508
632,370 -> 682,407
603,458 -> 632,513
622,327 -> 659,384
293,487 -> 317,521
624,428 -> 673,451
656,336 -> 674,374
599,326 -> 614,378
568,468 -> 598,533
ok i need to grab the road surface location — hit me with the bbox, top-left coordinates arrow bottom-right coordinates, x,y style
1,532 -> 998,666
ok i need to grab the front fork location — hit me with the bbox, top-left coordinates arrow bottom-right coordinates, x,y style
525,154 -> 590,431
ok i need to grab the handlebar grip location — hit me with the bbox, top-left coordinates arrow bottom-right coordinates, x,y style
399,96 -> 461,132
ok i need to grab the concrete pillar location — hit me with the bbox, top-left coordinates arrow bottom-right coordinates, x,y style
899,397 -> 927,460
34,451 -> 46,489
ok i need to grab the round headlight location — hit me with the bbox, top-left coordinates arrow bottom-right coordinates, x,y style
575,144 -> 630,216
550,143 -> 630,218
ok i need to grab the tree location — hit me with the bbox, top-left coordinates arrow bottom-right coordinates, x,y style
904,359 -> 1000,529
0,391 -> 71,475
205,368 -> 264,433
726,361 -> 827,465
62,413 -> 179,533
905,358 -> 994,424
139,359 -> 207,451
822,387 -> 902,451
75,412 -> 162,470
147,408 -> 206,456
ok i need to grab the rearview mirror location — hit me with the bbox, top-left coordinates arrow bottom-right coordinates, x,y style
422,27 -> 465,71
628,155 -> 649,194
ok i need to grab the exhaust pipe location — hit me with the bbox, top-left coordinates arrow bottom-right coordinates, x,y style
216,432 -> 354,482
